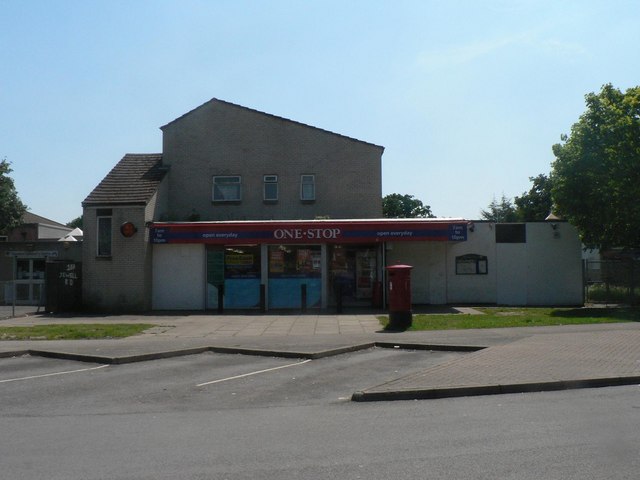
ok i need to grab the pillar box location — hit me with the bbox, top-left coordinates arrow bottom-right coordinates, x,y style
385,264 -> 413,330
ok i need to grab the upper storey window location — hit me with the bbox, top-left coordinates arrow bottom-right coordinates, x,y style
300,174 -> 315,201
263,175 -> 278,202
213,176 -> 242,202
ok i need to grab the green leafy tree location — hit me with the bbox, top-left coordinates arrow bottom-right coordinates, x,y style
0,158 -> 27,234
480,194 -> 518,222
551,84 -> 640,249
514,174 -> 553,222
66,215 -> 83,229
382,193 -> 435,218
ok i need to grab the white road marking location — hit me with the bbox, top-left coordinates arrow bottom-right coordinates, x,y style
0,364 -> 109,384
197,359 -> 312,387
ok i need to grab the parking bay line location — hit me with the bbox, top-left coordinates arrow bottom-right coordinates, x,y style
197,359 -> 312,387
0,364 -> 109,384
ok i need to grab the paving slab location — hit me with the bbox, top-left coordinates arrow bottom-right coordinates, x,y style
352,329 -> 640,401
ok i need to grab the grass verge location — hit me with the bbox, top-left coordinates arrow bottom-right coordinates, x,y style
379,307 -> 640,331
0,324 -> 154,340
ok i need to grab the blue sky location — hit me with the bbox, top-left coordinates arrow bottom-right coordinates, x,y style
2,0 -> 639,223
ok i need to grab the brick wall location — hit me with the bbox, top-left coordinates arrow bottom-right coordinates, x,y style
82,204 -> 154,312
160,100 -> 383,221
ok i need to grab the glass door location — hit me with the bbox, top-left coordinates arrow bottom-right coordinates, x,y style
15,258 -> 46,305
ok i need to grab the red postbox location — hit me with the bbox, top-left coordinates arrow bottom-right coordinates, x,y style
385,264 -> 413,330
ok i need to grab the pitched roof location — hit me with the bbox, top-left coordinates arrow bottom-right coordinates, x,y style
83,154 -> 167,206
21,212 -> 68,228
160,98 -> 385,152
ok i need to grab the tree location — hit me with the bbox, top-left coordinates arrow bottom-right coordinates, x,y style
480,194 -> 518,222
514,174 -> 553,222
66,215 -> 83,229
551,84 -> 640,249
0,158 -> 27,234
382,193 -> 435,218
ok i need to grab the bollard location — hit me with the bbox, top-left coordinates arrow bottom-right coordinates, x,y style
217,284 -> 224,313
336,283 -> 343,314
301,284 -> 307,312
260,284 -> 266,313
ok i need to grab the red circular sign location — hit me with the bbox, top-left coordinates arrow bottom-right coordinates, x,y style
120,222 -> 137,238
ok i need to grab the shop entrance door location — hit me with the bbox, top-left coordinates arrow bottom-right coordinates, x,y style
329,245 -> 378,307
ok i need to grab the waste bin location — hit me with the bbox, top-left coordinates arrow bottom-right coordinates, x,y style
385,264 -> 413,330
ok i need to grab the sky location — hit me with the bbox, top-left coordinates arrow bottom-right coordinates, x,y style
2,0 -> 639,223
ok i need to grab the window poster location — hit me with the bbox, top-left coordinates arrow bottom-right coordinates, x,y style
269,250 -> 285,273
297,249 -> 312,272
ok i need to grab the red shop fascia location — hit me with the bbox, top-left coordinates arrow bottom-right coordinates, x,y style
149,219 -> 468,245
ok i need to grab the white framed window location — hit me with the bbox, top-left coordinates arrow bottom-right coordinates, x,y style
263,175 -> 278,201
213,176 -> 242,202
96,209 -> 112,257
300,174 -> 315,201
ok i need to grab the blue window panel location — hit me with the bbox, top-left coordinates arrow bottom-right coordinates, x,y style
269,278 -> 322,309
224,279 -> 261,308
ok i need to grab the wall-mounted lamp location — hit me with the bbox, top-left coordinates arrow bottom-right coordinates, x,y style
550,223 -> 558,230
467,222 -> 475,232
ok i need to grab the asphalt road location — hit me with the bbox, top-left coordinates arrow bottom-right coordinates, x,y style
2,348 -> 639,479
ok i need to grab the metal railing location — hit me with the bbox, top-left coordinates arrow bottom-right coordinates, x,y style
584,259 -> 639,305
0,280 -> 44,319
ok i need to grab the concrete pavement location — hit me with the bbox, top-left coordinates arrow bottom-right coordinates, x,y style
1,309 -> 640,401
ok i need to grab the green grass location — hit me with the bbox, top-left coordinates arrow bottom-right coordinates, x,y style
379,307 -> 640,331
586,284 -> 639,304
0,324 -> 154,340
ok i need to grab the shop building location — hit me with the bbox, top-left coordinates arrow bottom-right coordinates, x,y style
82,99 -> 584,312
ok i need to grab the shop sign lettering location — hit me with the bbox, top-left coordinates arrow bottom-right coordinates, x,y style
273,228 -> 341,241
449,224 -> 467,241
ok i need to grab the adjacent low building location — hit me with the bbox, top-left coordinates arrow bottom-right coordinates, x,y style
1,213 -> 82,306
82,99 -> 584,312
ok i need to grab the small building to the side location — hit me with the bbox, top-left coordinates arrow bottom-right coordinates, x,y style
1,213 -> 82,306
82,98 -> 584,312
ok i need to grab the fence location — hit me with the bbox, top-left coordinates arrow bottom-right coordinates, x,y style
584,259 -> 640,305
0,281 -> 44,319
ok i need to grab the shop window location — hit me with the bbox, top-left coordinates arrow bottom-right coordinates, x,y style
263,175 -> 278,202
213,176 -> 242,202
300,174 -> 315,201
268,245 -> 322,309
269,245 -> 321,277
496,223 -> 526,243
96,209 -> 112,257
455,254 -> 488,275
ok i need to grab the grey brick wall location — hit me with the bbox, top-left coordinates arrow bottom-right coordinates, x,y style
82,203 -> 156,312
160,100 -> 383,221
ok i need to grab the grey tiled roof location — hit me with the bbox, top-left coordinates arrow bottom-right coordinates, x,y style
83,154 -> 167,206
